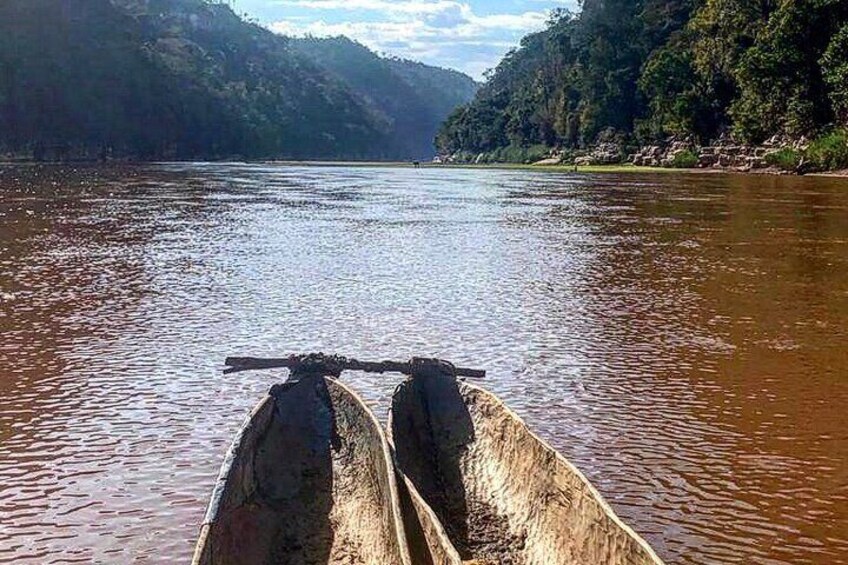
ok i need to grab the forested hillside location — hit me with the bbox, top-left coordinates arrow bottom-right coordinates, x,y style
437,0 -> 848,160
292,37 -> 478,159
0,0 -> 476,161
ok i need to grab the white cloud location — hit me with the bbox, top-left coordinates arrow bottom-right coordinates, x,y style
275,0 -> 462,15
268,1 -> 551,79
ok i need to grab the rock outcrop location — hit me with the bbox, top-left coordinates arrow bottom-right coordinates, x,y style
574,142 -> 623,166
630,136 -> 697,167
694,134 -> 768,170
438,133 -> 812,173
631,134 -> 808,172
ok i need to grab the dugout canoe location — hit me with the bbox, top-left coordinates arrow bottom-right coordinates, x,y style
192,375 -> 415,565
389,375 -> 665,565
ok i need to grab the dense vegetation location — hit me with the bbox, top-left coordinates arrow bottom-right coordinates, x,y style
292,37 -> 478,159
0,0 -> 476,161
437,0 -> 848,161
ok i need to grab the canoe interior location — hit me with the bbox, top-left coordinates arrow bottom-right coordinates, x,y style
193,376 -> 411,565
394,467 -> 464,565
390,376 -> 664,565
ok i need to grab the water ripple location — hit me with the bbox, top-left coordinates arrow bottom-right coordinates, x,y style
0,163 -> 846,564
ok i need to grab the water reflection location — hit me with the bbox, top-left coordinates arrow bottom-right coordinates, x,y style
0,164 -> 846,563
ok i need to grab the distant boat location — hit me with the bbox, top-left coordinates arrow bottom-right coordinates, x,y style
389,374 -> 665,565
191,375 -> 415,565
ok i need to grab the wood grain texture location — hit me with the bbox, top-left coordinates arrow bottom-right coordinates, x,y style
389,376 -> 665,565
192,376 -> 412,565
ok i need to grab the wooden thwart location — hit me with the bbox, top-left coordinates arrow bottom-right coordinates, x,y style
224,353 -> 486,379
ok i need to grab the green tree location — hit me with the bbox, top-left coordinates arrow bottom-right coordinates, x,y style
822,24 -> 848,124
572,0 -> 651,141
729,1 -> 843,140
638,38 -> 703,139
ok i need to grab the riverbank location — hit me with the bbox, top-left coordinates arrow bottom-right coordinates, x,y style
261,160 -> 674,172
465,162 -> 848,177
808,168 -> 848,177
447,162 -> 723,174
268,161 -> 791,176
442,129 -> 848,177
474,162 -> 848,177
5,158 -> 848,178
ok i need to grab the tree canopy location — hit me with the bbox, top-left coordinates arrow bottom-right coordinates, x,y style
437,0 -> 848,156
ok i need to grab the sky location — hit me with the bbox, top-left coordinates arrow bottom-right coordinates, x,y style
229,0 -> 579,79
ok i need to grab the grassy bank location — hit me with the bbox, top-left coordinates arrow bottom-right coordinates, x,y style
269,161 -> 713,174
446,163 -> 715,174
454,162 -> 848,177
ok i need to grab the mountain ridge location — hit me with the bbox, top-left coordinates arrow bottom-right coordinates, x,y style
0,0 -> 477,161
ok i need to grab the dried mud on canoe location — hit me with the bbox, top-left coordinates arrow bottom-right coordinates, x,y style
389,376 -> 665,565
192,376 -> 414,565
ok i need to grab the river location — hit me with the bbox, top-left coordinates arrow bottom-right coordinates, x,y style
0,163 -> 846,564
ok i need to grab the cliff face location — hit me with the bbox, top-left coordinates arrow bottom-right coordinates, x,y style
0,0 -> 476,161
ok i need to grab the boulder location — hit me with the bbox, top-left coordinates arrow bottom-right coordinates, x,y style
698,153 -> 718,167
747,156 -> 768,169
533,157 -> 563,166
575,141 -> 624,165
718,153 -> 735,167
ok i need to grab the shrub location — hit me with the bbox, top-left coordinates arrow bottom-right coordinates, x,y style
765,148 -> 803,171
669,149 -> 698,168
822,25 -> 848,123
452,150 -> 476,163
523,144 -> 553,163
804,128 -> 848,171
485,144 -> 552,164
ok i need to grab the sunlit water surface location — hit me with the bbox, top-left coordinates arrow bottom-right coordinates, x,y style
0,163 -> 846,564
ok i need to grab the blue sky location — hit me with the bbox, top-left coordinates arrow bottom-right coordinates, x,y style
229,0 -> 579,79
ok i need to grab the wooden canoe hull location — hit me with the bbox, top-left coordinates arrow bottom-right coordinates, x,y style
192,376 -> 413,565
393,463 -> 465,565
389,376 -> 665,565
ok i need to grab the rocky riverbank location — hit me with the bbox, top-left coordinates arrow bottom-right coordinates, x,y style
627,134 -> 811,173
549,134 -> 805,173
440,134 -> 820,175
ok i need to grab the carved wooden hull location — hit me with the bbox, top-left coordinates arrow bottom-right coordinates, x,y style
389,376 -> 665,565
192,377 -> 413,565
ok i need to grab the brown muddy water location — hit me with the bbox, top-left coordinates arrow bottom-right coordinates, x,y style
0,163 -> 846,564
